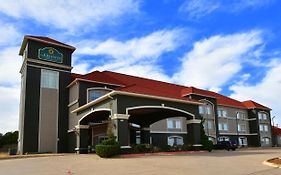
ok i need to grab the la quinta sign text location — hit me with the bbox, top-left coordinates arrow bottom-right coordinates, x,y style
38,47 -> 63,63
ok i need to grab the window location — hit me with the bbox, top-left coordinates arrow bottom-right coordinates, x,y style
223,123 -> 228,131
206,106 -> 212,115
199,105 -> 204,114
259,124 -> 263,131
88,88 -> 111,102
219,123 -> 228,131
167,120 -> 173,129
263,113 -> 267,120
219,123 -> 222,130
207,120 -> 212,129
237,112 -> 246,119
218,109 -> 227,117
259,112 -> 268,120
167,119 -> 182,129
175,120 -> 181,129
259,124 -> 269,132
238,137 -> 248,146
167,136 -> 184,146
238,124 -> 246,132
261,137 -> 270,144
218,136 -> 229,141
41,69 -> 59,89
264,125 -> 268,132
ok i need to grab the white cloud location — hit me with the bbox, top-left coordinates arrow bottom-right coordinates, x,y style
230,59 -> 281,126
77,29 -> 185,62
179,0 -> 274,19
0,21 -> 21,47
0,85 -> 20,134
179,0 -> 220,19
0,47 -> 22,86
75,28 -> 186,80
172,30 -> 263,90
0,0 -> 140,32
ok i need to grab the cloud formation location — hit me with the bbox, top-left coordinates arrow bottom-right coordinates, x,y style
0,0 -> 140,32
172,30 -> 263,90
179,0 -> 274,19
230,59 -> 281,125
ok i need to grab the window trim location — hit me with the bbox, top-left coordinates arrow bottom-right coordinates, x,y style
167,136 -> 184,146
86,87 -> 113,103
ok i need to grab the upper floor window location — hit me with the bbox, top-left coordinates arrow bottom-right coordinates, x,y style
218,109 -> 227,117
199,105 -> 204,114
259,124 -> 269,132
199,104 -> 212,115
258,112 -> 268,120
206,106 -> 212,115
167,119 -> 182,129
238,124 -> 246,132
41,69 -> 59,89
87,88 -> 111,102
218,123 -> 228,131
237,112 -> 246,119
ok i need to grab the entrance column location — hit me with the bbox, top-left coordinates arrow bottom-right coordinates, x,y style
75,125 -> 89,154
111,114 -> 130,147
186,119 -> 201,146
140,126 -> 150,144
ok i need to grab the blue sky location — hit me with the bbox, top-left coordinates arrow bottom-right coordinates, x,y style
0,0 -> 281,133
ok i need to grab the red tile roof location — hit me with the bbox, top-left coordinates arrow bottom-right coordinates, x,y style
242,100 -> 271,110
70,70 -> 271,109
272,126 -> 281,135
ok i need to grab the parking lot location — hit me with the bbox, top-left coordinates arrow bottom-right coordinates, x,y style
0,148 -> 280,175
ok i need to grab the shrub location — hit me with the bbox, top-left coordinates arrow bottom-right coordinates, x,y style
181,144 -> 193,151
95,144 -> 120,158
202,140 -> 214,152
95,119 -> 120,158
131,144 -> 154,153
160,145 -> 172,152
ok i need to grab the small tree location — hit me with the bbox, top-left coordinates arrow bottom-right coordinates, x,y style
200,119 -> 213,152
95,119 -> 120,158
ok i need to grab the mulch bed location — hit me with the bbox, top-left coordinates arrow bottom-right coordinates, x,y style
118,151 -> 207,158
268,158 -> 281,165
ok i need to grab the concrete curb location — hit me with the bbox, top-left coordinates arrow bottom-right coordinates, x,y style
263,157 -> 281,168
0,154 -> 65,160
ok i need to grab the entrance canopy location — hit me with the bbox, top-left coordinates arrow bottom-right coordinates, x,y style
79,109 -> 111,125
127,106 -> 194,126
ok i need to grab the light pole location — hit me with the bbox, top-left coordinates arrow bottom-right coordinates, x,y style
272,116 -> 276,127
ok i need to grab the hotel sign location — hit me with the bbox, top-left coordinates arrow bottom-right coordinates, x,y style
38,47 -> 63,63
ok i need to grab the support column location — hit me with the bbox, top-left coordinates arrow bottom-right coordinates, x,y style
186,119 -> 201,146
140,127 -> 150,144
75,125 -> 89,154
130,128 -> 137,144
111,114 -> 130,147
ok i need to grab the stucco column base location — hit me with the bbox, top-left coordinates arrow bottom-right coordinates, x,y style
186,119 -> 201,146
75,125 -> 90,154
111,114 -> 130,147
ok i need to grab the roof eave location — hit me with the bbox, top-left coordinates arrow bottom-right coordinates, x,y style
19,36 -> 76,56
72,90 -> 203,113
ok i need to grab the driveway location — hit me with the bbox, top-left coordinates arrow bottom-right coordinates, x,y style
0,148 -> 280,175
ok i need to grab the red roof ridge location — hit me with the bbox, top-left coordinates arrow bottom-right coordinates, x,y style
242,100 -> 271,110
103,70 -> 188,88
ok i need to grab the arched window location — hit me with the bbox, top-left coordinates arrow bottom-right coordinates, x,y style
87,88 -> 112,102
167,136 -> 184,146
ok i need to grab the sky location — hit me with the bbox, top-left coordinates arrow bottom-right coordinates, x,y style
0,0 -> 281,133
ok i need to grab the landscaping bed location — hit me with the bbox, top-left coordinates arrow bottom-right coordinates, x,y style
267,157 -> 281,167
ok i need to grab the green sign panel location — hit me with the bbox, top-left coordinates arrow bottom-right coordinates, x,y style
38,47 -> 63,63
